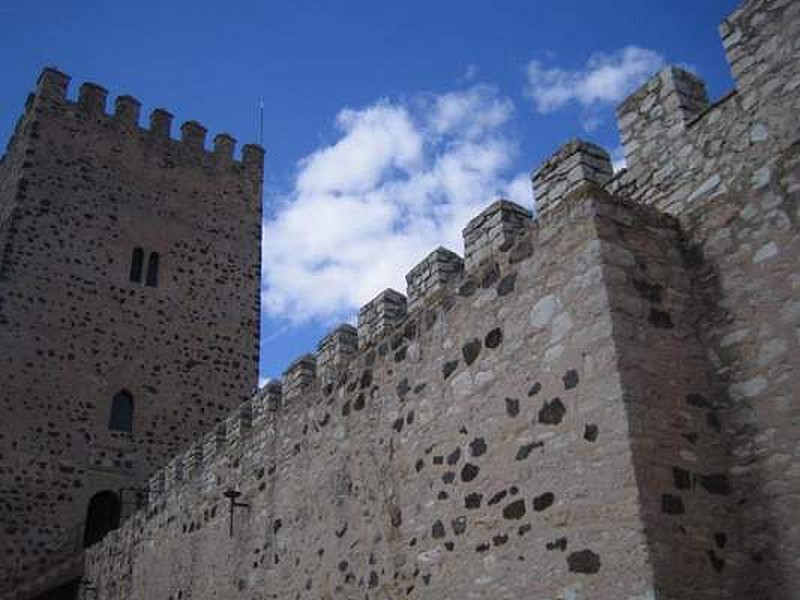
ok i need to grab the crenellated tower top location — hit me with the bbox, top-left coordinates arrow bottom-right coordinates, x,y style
28,67 -> 265,178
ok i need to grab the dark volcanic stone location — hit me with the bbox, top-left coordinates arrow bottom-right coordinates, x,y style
484,328 -> 503,349
461,463 -> 480,482
538,398 -> 566,425
446,448 -> 461,465
431,520 -> 445,539
469,437 -> 487,457
443,360 -> 459,379
505,397 -> 519,417
487,490 -> 507,506
502,499 -> 526,520
532,492 -> 555,511
562,369 -> 579,390
567,549 -> 601,574
462,339 -> 481,366
546,537 -> 567,551
496,273 -> 516,297
465,493 -> 483,509
396,377 -> 411,400
515,441 -> 543,461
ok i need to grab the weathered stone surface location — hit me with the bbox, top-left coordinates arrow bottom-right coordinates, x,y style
357,288 -> 408,348
0,68 -> 262,598
405,247 -> 464,313
83,190 -> 667,600
533,140 -> 613,215
6,0 -> 800,598
462,199 -> 532,270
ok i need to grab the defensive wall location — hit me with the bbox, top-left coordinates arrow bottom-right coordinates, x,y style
64,0 -> 800,597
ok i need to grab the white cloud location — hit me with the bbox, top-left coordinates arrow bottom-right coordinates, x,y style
525,46 -> 665,128
463,64 -> 479,82
502,173 -> 534,210
430,85 -> 513,139
296,104 -> 422,195
610,146 -> 627,173
262,86 -> 528,324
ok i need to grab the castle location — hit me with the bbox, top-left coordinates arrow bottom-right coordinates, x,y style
2,0 -> 799,598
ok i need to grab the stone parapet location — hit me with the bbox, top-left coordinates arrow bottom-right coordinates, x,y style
316,324 -> 358,383
282,354 -> 316,402
405,247 -> 464,313
27,67 -> 265,175
357,289 -> 408,348
533,140 -> 613,215
462,199 -> 532,270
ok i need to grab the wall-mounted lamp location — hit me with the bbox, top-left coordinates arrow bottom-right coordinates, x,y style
223,488 -> 250,538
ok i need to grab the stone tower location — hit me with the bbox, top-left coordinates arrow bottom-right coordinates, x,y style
0,69 -> 263,598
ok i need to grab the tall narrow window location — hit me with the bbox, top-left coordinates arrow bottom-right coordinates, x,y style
109,390 -> 133,432
146,252 -> 160,287
83,491 -> 121,548
129,247 -> 144,282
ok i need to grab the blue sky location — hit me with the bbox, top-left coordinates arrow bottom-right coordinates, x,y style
0,0 -> 739,381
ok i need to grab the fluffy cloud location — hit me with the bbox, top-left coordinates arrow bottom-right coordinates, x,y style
610,146 -> 627,173
525,46 -> 665,129
262,85 -> 530,324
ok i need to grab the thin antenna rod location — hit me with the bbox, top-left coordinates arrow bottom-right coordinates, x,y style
259,97 -> 264,146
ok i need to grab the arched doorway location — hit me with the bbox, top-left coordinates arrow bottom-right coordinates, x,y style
83,490 -> 121,548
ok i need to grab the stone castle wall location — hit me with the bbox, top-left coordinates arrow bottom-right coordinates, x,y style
87,189 -> 676,600
0,71 -> 263,597
28,0 -> 800,597
612,0 -> 800,596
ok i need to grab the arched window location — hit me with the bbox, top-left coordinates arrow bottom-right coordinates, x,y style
129,247 -> 144,282
109,390 -> 133,432
83,490 -> 121,548
146,252 -> 160,287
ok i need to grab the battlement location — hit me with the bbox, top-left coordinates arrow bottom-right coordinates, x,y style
462,200 -> 532,270
533,140 -> 613,216
615,66 -> 709,187
612,0 -> 800,212
405,247 -> 464,313
138,130 -> 641,508
141,132 -> 630,508
30,68 -> 264,175
104,146 -> 738,600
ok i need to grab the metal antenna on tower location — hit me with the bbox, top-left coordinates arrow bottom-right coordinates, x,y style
259,97 -> 264,146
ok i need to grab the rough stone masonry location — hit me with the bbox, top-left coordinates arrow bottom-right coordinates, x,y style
0,69 -> 263,598
2,0 -> 800,597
